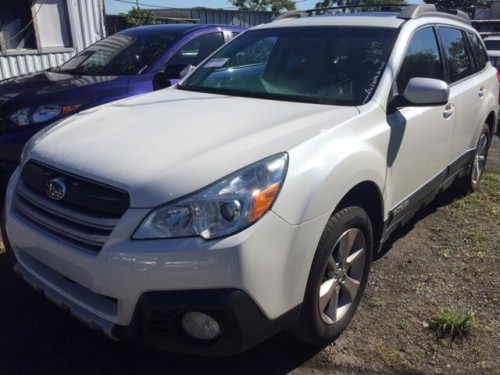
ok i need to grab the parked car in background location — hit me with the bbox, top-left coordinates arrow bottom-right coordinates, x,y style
0,23 -> 244,201
484,35 -> 500,69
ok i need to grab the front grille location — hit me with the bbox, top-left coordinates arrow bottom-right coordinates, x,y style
13,161 -> 130,253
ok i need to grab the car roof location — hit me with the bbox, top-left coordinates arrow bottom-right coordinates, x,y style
118,23 -> 244,36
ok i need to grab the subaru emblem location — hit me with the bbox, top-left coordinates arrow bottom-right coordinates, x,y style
44,178 -> 67,201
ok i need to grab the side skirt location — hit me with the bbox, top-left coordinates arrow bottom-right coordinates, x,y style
379,149 -> 475,246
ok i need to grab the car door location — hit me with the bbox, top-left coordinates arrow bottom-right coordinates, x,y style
438,27 -> 491,166
386,26 -> 454,216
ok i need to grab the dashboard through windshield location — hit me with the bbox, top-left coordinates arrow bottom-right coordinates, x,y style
181,26 -> 397,106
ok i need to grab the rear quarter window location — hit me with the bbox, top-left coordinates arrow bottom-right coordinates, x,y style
467,32 -> 488,72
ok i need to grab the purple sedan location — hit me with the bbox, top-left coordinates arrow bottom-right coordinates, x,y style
0,23 -> 244,196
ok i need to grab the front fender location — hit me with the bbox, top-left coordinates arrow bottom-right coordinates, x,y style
273,123 -> 389,225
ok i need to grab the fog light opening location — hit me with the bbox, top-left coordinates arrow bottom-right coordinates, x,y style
181,311 -> 221,341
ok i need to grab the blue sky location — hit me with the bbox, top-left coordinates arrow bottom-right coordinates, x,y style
105,0 -> 321,15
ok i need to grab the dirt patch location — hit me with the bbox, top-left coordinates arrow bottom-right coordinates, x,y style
1,137 -> 499,375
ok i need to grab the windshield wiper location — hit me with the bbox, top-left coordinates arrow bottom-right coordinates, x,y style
178,85 -> 338,104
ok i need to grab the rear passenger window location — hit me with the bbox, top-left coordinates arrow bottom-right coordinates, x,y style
438,27 -> 474,83
467,32 -> 488,72
397,27 -> 444,92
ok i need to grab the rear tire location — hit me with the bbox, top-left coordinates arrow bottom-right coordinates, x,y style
292,206 -> 373,346
455,123 -> 490,194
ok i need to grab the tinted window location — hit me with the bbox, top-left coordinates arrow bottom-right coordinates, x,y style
397,27 -> 444,92
182,27 -> 398,106
468,32 -> 488,71
438,27 -> 474,83
230,37 -> 275,66
168,33 -> 224,66
57,32 -> 178,75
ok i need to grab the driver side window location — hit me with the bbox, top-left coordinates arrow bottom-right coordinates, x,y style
396,27 -> 444,93
162,32 -> 225,79
168,32 -> 224,67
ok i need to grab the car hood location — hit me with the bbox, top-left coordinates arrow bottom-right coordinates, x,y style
28,88 -> 360,207
0,71 -> 126,107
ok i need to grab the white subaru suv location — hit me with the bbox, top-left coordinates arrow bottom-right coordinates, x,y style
2,5 -> 498,356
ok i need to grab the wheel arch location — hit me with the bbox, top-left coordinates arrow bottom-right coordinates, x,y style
484,111 -> 497,142
335,181 -> 385,256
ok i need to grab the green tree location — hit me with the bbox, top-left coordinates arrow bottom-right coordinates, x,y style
122,7 -> 158,27
229,0 -> 297,12
423,0 -> 486,12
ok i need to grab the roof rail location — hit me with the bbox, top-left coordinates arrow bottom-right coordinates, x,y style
305,4 -> 407,16
273,4 -> 407,21
397,4 -> 471,24
397,4 -> 437,19
272,11 -> 309,21
274,4 -> 471,25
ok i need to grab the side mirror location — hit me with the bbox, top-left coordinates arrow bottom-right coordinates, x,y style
388,77 -> 449,112
153,72 -> 174,90
403,77 -> 449,105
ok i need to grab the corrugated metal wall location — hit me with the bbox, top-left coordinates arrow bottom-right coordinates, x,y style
105,9 -> 272,39
190,9 -> 273,27
151,8 -> 273,28
0,0 -> 105,80
0,52 -> 74,80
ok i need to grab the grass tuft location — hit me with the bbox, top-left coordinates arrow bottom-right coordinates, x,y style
428,308 -> 477,340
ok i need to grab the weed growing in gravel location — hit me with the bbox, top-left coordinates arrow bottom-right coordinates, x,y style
377,346 -> 411,368
436,246 -> 452,259
464,230 -> 485,245
430,223 -> 445,233
398,320 -> 410,332
367,297 -> 385,309
451,197 -> 468,210
429,308 -> 477,340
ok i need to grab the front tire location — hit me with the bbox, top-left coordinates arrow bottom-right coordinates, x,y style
293,206 -> 373,346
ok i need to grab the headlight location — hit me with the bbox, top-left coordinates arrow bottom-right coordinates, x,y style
133,153 -> 288,240
9,104 -> 81,126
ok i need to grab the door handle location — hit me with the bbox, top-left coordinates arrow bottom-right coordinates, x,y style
478,86 -> 486,98
443,103 -> 454,119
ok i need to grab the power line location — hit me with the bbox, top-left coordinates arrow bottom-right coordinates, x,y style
114,0 -> 238,10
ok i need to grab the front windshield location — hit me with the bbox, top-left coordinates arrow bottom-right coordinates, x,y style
57,32 -> 178,75
181,27 -> 397,106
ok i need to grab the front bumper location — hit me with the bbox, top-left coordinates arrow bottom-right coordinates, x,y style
116,289 -> 300,356
12,258 -> 299,356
